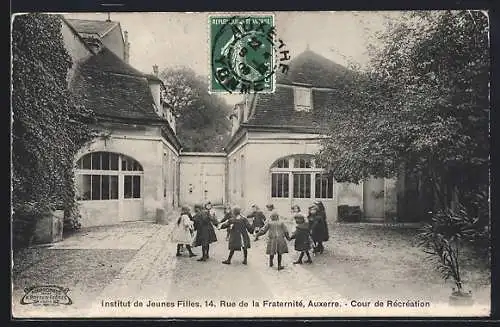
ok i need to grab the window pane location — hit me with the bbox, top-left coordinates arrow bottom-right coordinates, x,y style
110,153 -> 119,170
315,174 -> 321,198
272,174 -> 277,197
293,158 -> 312,168
315,173 -> 333,199
283,173 -> 289,197
91,175 -> 101,200
293,173 -> 311,198
91,153 -> 101,170
278,174 -> 284,197
101,175 -> 110,200
305,174 -> 311,197
81,155 -> 91,169
121,157 -> 142,171
133,161 -> 142,171
276,159 -> 289,168
124,176 -> 132,198
133,175 -> 141,198
101,152 -> 110,170
110,175 -> 118,199
271,173 -> 289,198
293,174 -> 299,197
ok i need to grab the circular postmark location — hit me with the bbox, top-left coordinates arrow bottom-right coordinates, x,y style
211,15 -> 289,94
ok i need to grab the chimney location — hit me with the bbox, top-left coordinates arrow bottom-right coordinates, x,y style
153,65 -> 159,77
124,31 -> 130,63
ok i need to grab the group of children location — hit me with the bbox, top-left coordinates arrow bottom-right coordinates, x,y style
170,201 -> 330,270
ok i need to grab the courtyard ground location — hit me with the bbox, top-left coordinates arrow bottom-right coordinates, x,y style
11,213 -> 490,318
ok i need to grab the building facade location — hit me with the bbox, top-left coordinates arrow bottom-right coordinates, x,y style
224,51 -> 398,222
62,17 -> 181,227
62,17 -> 399,227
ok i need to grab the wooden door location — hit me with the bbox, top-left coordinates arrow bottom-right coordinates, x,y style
203,174 -> 224,205
363,177 -> 385,221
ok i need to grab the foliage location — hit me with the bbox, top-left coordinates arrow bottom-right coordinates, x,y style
63,203 -> 83,235
160,67 -> 232,152
316,10 -> 489,225
317,10 -> 489,185
12,13 -> 95,246
417,204 -> 482,291
159,67 -> 196,116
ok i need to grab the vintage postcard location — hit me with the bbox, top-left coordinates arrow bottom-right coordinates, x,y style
11,11 -> 491,318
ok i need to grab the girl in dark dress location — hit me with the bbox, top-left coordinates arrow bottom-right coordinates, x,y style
290,213 -> 313,264
313,201 -> 329,254
247,204 -> 266,241
219,204 -> 233,241
192,204 -> 218,261
220,206 -> 254,265
308,205 -> 326,254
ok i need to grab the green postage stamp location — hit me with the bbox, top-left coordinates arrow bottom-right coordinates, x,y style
209,15 -> 277,94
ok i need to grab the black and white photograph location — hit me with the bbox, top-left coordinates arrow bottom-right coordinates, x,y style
11,11 -> 491,318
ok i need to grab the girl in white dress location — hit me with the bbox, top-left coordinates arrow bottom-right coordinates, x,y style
172,206 -> 196,257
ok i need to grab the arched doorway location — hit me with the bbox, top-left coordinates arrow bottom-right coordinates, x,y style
75,151 -> 144,224
269,154 -> 335,220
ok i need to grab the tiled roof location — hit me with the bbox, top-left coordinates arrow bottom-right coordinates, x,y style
246,86 -> 335,131
246,50 -> 352,130
71,47 -> 161,121
276,50 -> 353,88
65,18 -> 118,38
80,46 -> 145,77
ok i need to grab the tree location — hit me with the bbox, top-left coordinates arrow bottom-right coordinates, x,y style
12,13 -> 95,247
160,67 -> 232,152
159,66 -> 196,116
316,11 -> 489,221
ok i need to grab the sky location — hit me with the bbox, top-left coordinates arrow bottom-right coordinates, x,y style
63,11 -> 402,104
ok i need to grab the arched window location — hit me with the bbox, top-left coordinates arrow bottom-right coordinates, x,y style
270,154 -> 334,200
75,152 -> 143,201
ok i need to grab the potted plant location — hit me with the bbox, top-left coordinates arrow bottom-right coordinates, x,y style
416,204 -> 480,306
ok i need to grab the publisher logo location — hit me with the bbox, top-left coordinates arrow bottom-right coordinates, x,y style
20,285 -> 72,306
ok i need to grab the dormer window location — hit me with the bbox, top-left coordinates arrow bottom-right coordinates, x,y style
294,87 -> 312,112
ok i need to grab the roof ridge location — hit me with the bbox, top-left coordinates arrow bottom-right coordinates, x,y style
60,16 -> 95,54
65,17 -> 119,38
100,21 -> 119,38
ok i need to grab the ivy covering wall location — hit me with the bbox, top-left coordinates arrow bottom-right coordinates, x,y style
12,13 -> 95,248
